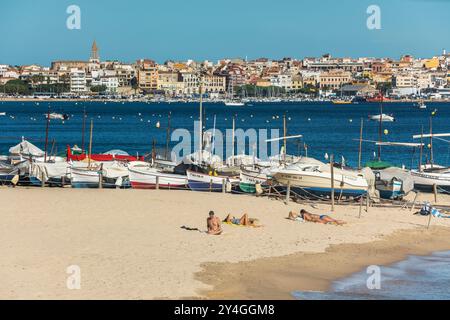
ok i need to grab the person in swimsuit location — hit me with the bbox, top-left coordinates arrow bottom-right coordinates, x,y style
207,211 -> 222,235
223,213 -> 261,227
289,209 -> 346,226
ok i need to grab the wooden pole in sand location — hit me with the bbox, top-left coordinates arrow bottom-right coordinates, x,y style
98,164 -> 103,189
155,176 -> 159,190
44,108 -> 51,163
410,192 -> 419,212
285,180 -> 291,205
366,194 -> 369,212
427,211 -> 432,229
433,183 -> 438,204
359,195 -> 363,218
330,154 -> 335,212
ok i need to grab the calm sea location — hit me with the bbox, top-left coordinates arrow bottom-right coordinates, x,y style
292,250 -> 450,300
0,100 -> 449,167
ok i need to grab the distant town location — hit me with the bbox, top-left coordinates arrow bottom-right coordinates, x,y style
1,41 -> 450,102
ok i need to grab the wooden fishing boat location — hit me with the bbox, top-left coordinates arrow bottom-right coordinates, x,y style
272,162 -> 368,198
239,166 -> 271,193
128,161 -> 187,189
187,170 -> 239,192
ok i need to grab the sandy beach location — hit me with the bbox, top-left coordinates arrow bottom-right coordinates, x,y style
1,187 -> 450,299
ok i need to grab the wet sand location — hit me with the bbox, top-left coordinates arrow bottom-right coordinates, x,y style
197,227 -> 450,299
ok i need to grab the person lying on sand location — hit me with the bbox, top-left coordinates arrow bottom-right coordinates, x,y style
223,213 -> 262,227
289,209 -> 346,226
207,210 -> 222,235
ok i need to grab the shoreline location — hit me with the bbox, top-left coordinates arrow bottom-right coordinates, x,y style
196,226 -> 450,300
1,97 -> 450,103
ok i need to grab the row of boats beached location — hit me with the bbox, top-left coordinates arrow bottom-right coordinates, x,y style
1,139 -> 449,201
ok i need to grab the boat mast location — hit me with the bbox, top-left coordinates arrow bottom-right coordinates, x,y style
419,125 -> 424,172
44,107 -> 51,162
283,114 -> 287,161
81,107 -> 86,153
377,94 -> 383,162
231,115 -> 235,161
165,111 -> 171,160
211,114 -> 216,164
358,118 -> 363,169
88,119 -> 93,167
429,116 -> 434,167
198,79 -> 203,163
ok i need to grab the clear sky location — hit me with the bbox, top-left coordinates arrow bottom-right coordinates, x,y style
1,0 -> 449,66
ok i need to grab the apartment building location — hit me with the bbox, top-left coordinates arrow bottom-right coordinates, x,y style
69,68 -> 87,93
136,59 -> 158,93
319,70 -> 352,89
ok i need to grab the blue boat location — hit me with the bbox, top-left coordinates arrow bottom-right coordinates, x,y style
186,170 -> 238,192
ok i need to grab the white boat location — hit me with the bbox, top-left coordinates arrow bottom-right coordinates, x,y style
0,112 -> 6,116
272,161 -> 368,198
224,101 -> 245,106
224,83 -> 245,106
416,100 -> 427,109
411,167 -> 450,193
239,166 -> 271,193
70,166 -> 101,188
128,161 -> 187,189
368,114 -> 395,122
45,112 -> 69,120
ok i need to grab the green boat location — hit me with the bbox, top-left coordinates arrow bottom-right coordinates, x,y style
364,160 -> 394,170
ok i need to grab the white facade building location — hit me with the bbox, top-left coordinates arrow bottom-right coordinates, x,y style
92,76 -> 119,93
69,68 -> 87,93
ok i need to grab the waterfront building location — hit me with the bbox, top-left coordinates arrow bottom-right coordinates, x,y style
201,74 -> 226,94
136,59 -> 158,93
91,76 -> 119,93
270,73 -> 293,91
181,72 -> 199,95
319,70 -> 352,89
291,75 -> 303,91
157,71 -> 184,96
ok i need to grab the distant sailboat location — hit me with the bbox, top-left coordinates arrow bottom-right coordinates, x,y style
224,82 -> 245,106
416,99 -> 427,109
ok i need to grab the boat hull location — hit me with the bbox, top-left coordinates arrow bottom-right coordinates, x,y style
70,168 -> 100,188
128,166 -> 187,190
187,170 -> 238,192
239,170 -> 268,193
411,170 -> 450,193
273,169 -> 368,198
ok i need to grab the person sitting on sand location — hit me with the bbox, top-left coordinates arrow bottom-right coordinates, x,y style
289,209 -> 346,226
223,213 -> 262,227
207,211 -> 222,235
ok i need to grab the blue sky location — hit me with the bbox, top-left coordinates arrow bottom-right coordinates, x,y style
1,0 -> 449,66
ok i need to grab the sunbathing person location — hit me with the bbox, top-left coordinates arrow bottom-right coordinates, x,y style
207,211 -> 222,235
288,211 -> 303,221
223,213 -> 262,227
289,209 -> 346,226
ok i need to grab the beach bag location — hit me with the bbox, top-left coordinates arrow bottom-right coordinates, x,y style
419,202 -> 431,216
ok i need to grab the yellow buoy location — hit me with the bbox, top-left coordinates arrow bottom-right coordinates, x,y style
384,129 -> 389,135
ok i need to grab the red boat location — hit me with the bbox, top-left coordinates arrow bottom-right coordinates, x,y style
66,146 -> 144,162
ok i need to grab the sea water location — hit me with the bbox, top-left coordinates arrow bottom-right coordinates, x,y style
0,101 -> 450,167
292,251 -> 450,300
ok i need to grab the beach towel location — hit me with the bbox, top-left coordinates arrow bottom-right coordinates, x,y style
431,208 -> 450,219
